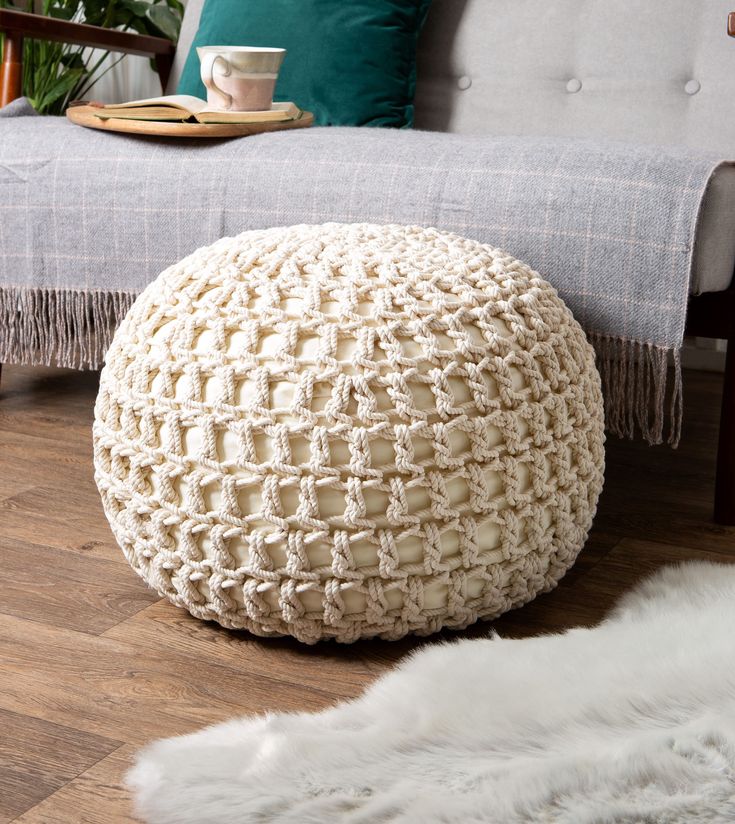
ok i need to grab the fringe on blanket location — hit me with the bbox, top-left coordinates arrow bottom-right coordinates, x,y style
0,288 -> 683,447
588,332 -> 683,448
0,287 -> 136,372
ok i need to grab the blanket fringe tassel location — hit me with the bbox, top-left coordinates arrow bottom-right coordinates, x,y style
0,287 -> 136,372
588,332 -> 683,448
0,288 -> 683,447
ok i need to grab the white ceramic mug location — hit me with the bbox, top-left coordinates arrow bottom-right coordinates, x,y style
198,46 -> 286,111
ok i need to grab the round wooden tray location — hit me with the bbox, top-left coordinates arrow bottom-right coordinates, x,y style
66,105 -> 314,137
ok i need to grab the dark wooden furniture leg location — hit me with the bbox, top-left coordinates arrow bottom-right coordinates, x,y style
686,288 -> 735,525
154,51 -> 174,92
714,339 -> 735,523
0,30 -> 23,107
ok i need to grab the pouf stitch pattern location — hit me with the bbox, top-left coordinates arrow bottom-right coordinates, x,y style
93,223 -> 605,643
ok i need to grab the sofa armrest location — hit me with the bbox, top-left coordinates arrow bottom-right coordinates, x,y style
0,9 -> 175,106
0,9 -> 174,57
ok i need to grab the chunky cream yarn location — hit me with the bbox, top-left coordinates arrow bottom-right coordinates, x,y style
94,223 -> 605,643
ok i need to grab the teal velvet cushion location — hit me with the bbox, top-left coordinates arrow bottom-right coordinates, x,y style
177,0 -> 432,127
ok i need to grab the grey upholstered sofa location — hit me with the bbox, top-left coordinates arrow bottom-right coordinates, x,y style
1,0 -> 735,522
175,0 -> 735,297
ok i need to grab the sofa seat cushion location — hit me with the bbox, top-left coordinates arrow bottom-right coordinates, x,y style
695,165 -> 735,294
0,114 -> 728,299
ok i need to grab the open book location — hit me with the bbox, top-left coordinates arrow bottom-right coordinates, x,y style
92,96 -> 302,125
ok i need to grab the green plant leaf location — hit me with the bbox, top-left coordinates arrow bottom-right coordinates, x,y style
146,3 -> 179,39
61,51 -> 85,69
49,6 -> 80,21
117,0 -> 150,19
82,0 -> 111,25
35,68 -> 84,112
159,0 -> 184,16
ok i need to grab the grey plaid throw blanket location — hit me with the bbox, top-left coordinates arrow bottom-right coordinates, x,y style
0,99 -> 726,444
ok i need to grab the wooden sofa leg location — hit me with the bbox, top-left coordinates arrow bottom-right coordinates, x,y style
714,337 -> 735,524
0,31 -> 24,107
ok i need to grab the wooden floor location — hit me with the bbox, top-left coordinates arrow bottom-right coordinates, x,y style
1,364 -> 734,823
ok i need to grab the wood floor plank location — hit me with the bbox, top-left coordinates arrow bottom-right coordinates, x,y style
0,428 -> 93,474
0,708 -> 120,824
0,410 -> 92,451
0,507 -> 122,564
0,536 -> 158,634
0,408 -> 92,445
0,366 -> 98,422
0,612 -> 359,746
592,501 -> 735,553
0,487 -> 123,564
12,746 -> 139,824
0,477 -> 35,504
0,455 -> 90,503
103,600 -> 378,698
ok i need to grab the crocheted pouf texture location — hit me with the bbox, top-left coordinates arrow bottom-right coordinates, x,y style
93,223 -> 605,643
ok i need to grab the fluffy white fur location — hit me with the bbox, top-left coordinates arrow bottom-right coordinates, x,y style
129,562 -> 735,823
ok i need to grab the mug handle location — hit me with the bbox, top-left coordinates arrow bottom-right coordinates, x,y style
200,52 -> 232,109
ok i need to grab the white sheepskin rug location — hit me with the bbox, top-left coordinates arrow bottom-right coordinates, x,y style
129,562 -> 735,823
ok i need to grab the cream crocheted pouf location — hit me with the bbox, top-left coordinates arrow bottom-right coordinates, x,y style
93,223 -> 605,643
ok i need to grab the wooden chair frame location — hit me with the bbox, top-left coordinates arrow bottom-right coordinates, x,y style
1,8 -> 735,523
0,8 -> 174,107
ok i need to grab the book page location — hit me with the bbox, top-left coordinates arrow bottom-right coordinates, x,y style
105,95 -> 207,114
197,102 -> 300,119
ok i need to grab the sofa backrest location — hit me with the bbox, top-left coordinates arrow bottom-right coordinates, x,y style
171,0 -> 735,154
